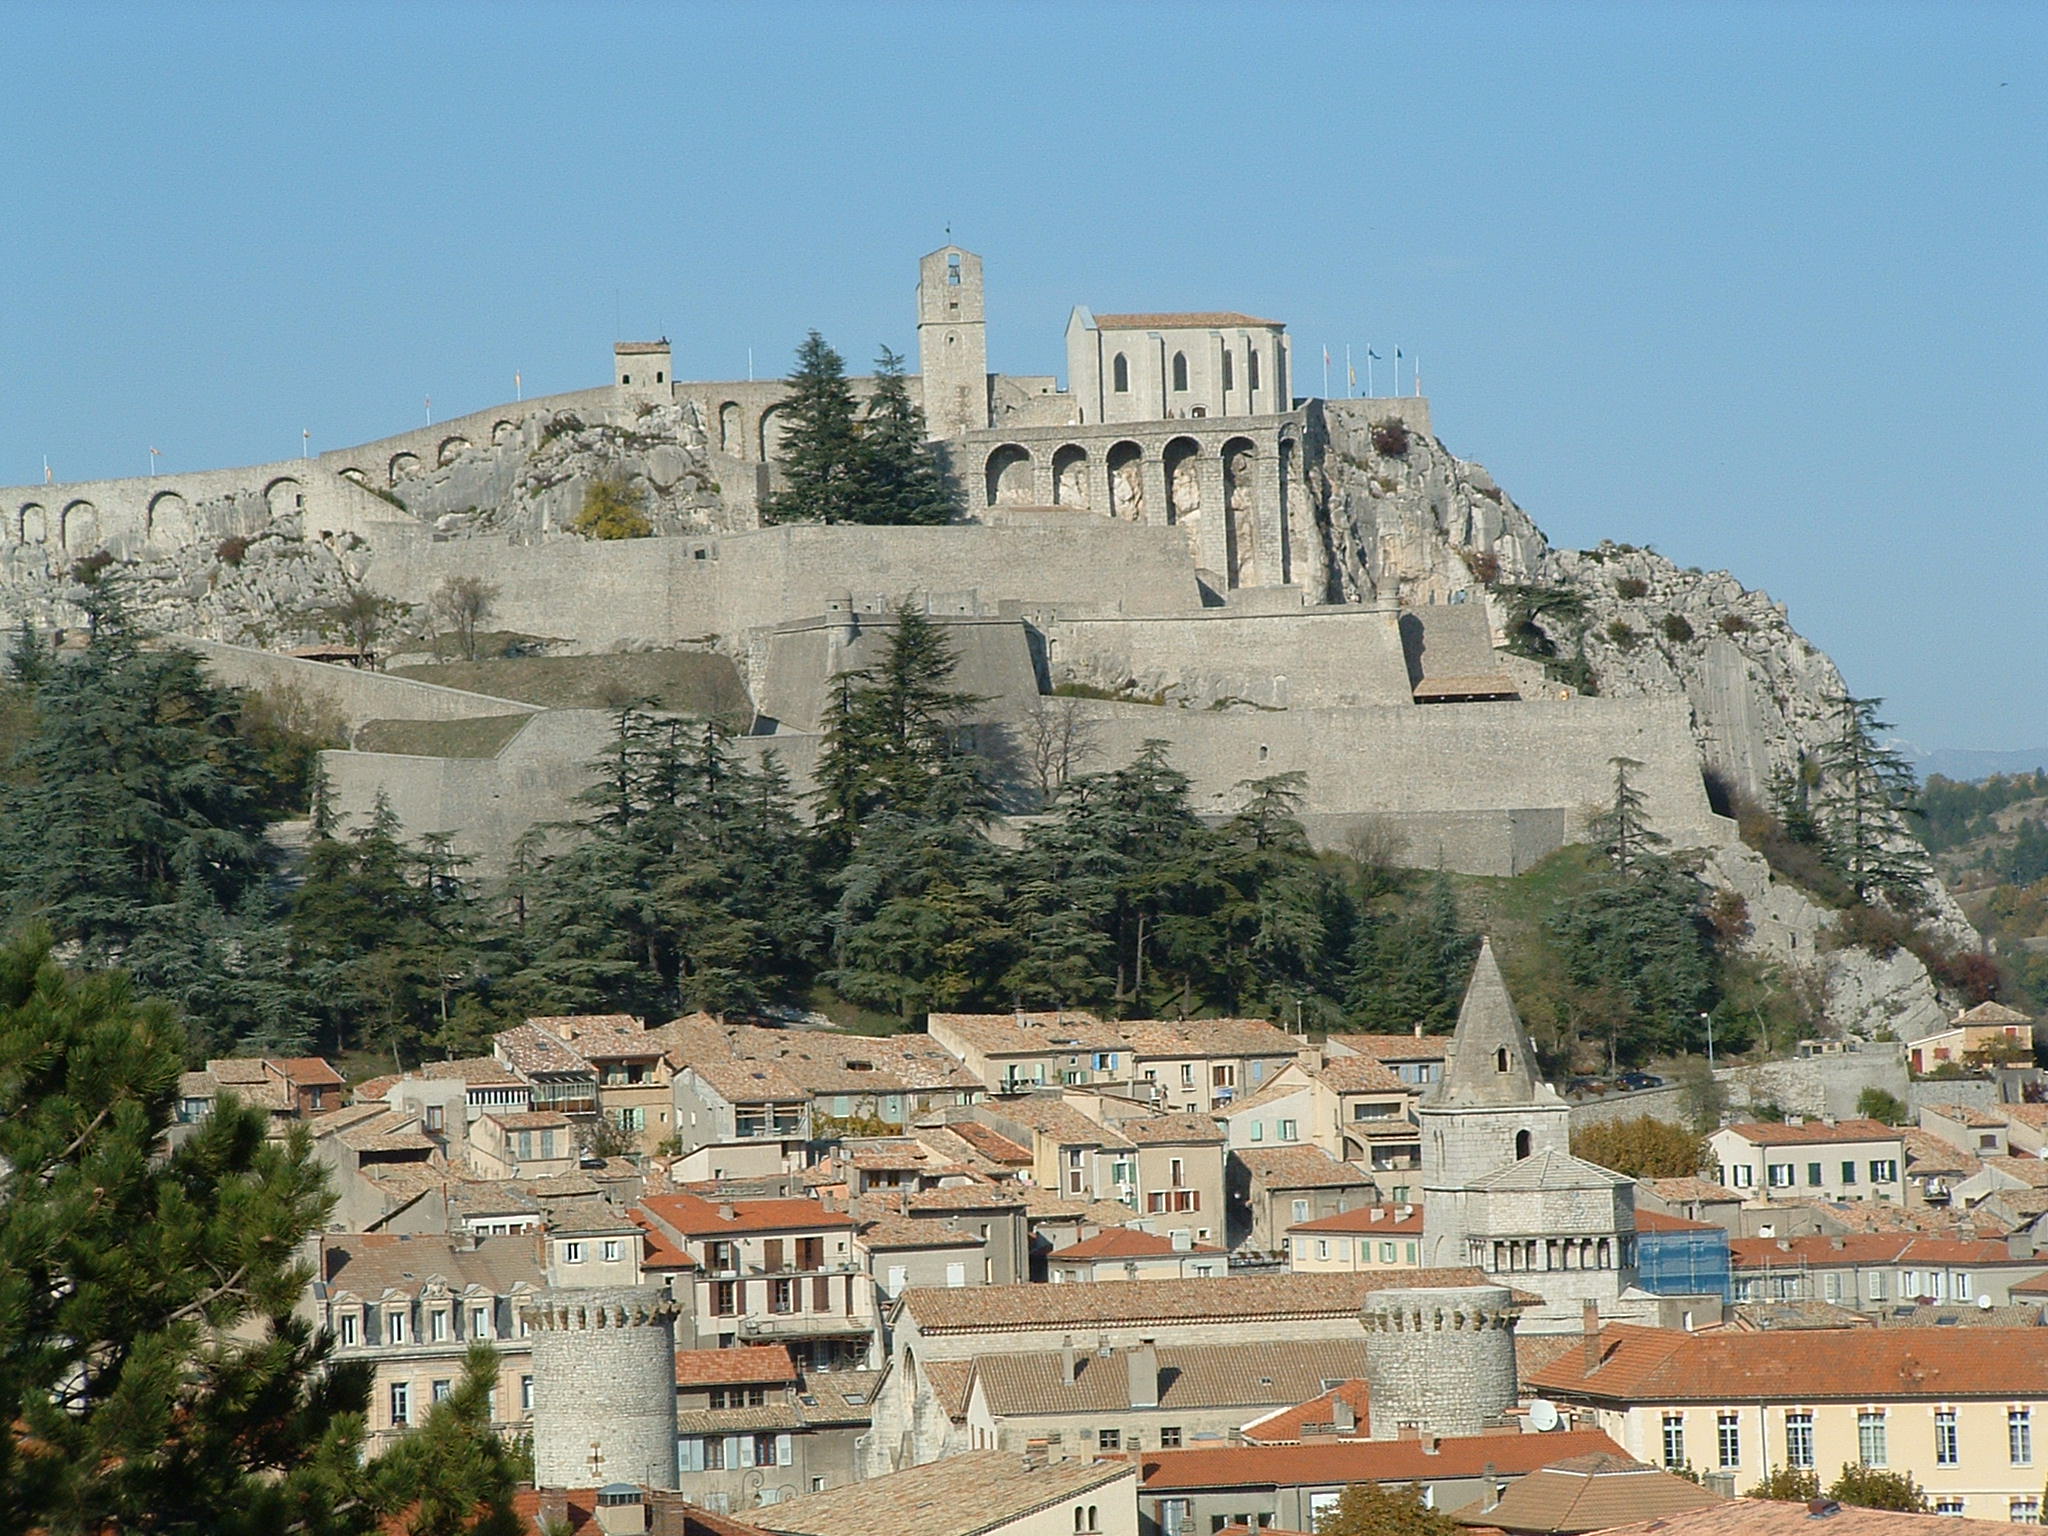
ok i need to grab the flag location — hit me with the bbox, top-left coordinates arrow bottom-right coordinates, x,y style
1395,348 -> 1403,360
1348,365 -> 1356,389
1322,346 -> 1331,368
1367,348 -> 1381,361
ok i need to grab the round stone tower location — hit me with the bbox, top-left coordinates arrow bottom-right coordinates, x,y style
1360,1283 -> 1519,1440
523,1286 -> 681,1490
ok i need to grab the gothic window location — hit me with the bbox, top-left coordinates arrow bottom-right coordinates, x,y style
1171,352 -> 1189,392
1113,354 -> 1130,393
1249,350 -> 1261,390
1222,351 -> 1234,391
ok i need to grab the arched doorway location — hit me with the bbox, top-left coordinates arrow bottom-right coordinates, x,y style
1106,442 -> 1144,521
1221,436 -> 1257,588
1050,445 -> 1089,510
984,445 -> 1032,507
719,402 -> 743,456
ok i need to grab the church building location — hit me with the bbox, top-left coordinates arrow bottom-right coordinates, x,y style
1419,940 -> 1643,1331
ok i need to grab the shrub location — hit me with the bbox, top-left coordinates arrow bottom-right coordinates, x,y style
1822,901 -> 1918,958
539,413 -> 585,445
1460,548 -> 1501,585
71,550 -> 115,585
216,535 -> 252,567
1571,1116 -> 1709,1178
1473,483 -> 1504,504
569,474 -> 653,540
1369,418 -> 1411,457
1717,613 -> 1753,635
1604,619 -> 1640,650
1857,1086 -> 1908,1124
1615,576 -> 1649,599
1661,612 -> 1695,643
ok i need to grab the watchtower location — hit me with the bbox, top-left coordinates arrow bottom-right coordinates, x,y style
1360,1283 -> 1519,1438
916,246 -> 990,442
523,1285 -> 681,1490
614,340 -> 673,402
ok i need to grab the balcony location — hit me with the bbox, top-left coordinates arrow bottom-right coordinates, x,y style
738,1313 -> 875,1339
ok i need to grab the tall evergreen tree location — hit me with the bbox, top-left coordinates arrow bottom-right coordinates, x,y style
854,347 -> 958,525
758,332 -> 862,525
0,932 -> 518,1535
1817,694 -> 1930,909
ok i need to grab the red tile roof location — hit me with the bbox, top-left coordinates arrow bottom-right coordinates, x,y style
1239,1379 -> 1371,1444
1287,1204 -> 1422,1236
1633,1209 -> 1720,1234
1529,1323 -> 2048,1402
639,1191 -> 849,1238
1720,1118 -> 1901,1146
629,1212 -> 695,1271
675,1345 -> 795,1388
1137,1428 -> 1621,1491
1727,1234 -> 2018,1271
1052,1227 -> 1224,1260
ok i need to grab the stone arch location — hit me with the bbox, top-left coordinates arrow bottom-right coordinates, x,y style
759,405 -> 792,462
388,451 -> 421,485
1162,436 -> 1202,529
60,501 -> 99,552
1112,353 -> 1130,393
339,467 -> 368,486
1050,444 -> 1090,510
437,436 -> 470,467
263,476 -> 306,521
984,444 -> 1032,508
1107,441 -> 1144,521
146,491 -> 194,547
18,504 -> 47,545
492,420 -> 516,445
1221,435 -> 1258,588
718,402 -> 743,456
1171,351 -> 1189,393
1515,1128 -> 1532,1160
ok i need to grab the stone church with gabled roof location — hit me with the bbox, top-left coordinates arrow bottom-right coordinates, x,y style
1419,939 -> 1649,1330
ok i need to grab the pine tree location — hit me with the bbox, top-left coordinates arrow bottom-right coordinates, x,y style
758,332 -> 862,525
1586,756 -> 1667,877
854,347 -> 958,525
1817,694 -> 1930,910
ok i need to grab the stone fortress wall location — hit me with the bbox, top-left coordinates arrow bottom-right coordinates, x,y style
7,242 -> 1736,884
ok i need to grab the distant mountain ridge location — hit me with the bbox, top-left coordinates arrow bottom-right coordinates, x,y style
1904,746 -> 2048,783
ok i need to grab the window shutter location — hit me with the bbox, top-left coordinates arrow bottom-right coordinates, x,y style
777,1433 -> 793,1466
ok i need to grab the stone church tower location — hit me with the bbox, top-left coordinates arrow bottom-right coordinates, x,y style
1419,939 -> 1638,1331
916,245 -> 990,442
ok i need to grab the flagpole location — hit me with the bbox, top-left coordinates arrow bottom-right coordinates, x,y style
1321,346 -> 1330,401
1366,349 -> 1374,398
1414,356 -> 1422,398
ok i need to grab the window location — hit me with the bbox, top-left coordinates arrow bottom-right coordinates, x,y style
390,1382 -> 411,1426
1222,352 -> 1234,391
1251,1121 -> 1264,1142
1380,1241 -> 1398,1263
2012,1496 -> 2041,1521
1279,1119 -> 1298,1142
1871,1159 -> 1898,1183
1094,1052 -> 1117,1072
703,1435 -> 726,1470
387,1311 -> 407,1344
429,1309 -> 449,1342
339,1312 -> 358,1347
2013,1408 -> 2034,1466
1112,355 -> 1130,393
753,1433 -> 783,1467
1171,353 -> 1189,392
432,1379 -> 452,1403
1096,1427 -> 1121,1451
1160,1426 -> 1182,1448
1808,1162 -> 1823,1186
1786,1411 -> 1815,1469
603,1239 -> 623,1264
1842,1161 -> 1859,1186
1858,1410 -> 1887,1467
521,1375 -> 534,1411
1292,1199 -> 1310,1224
1180,1064 -> 1196,1087
471,1306 -> 491,1339
1936,1409 -> 1958,1466
1717,1412 -> 1740,1469
562,1240 -> 585,1265
1170,1157 -> 1185,1186
713,1281 -> 739,1317
1729,1164 -> 1755,1188
772,1278 -> 796,1314
1768,1163 -> 1794,1188
709,1387 -> 768,1410
1661,1413 -> 1685,1469
1934,1498 -> 1965,1516
1316,1240 -> 1329,1261
1249,351 -> 1261,390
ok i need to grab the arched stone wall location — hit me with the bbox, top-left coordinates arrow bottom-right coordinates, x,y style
1051,444 -> 1090,510
1221,435 -> 1257,589
1107,441 -> 1144,521
759,406 -> 791,462
437,436 -> 470,467
388,451 -> 421,485
340,467 -> 368,486
60,501 -> 99,552
264,476 -> 305,522
984,445 -> 1033,507
719,402 -> 743,456
18,504 -> 47,545
492,420 -> 517,446
146,491 -> 194,548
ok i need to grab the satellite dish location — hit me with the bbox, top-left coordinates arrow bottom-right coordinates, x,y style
1979,1293 -> 1995,1310
1528,1398 -> 1561,1431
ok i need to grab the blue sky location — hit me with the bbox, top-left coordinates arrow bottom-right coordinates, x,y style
2,1 -> 2042,756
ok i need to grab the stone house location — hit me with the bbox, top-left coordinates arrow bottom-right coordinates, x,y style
927,1010 -> 1134,1095
954,1337 -> 1375,1462
1284,1204 -> 1423,1274
178,1056 -> 346,1138
1919,1103 -> 2011,1161
755,1451 -> 1138,1536
637,1191 -> 878,1369
1228,1144 -> 1376,1253
671,1056 -> 813,1180
308,1231 -> 540,1454
1217,1078 -> 1317,1155
1636,1177 -> 1745,1233
1727,1232 -> 2038,1309
469,1109 -> 576,1179
1115,1019 -> 1303,1115
305,1103 -> 445,1231
1528,1322 -> 2048,1522
542,1196 -> 646,1288
1137,1431 -> 1622,1536
1121,1112 -> 1227,1250
354,1055 -> 531,1126
1709,1119 -> 1907,1204
1321,1030 -> 1449,1092
1045,1226 -> 1227,1283
672,1344 -> 876,1512
493,1022 -> 600,1118
975,1095 -> 1139,1206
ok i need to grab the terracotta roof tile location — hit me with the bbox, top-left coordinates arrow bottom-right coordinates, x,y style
1121,1112 -> 1225,1144
1596,1500 -> 2020,1534
1234,1145 -> 1374,1190
754,1452 -> 1134,1536
1240,1379 -> 1371,1444
1721,1118 -> 1901,1147
1287,1204 -> 1422,1236
639,1191 -> 849,1238
1445,1454 -> 1724,1531
1323,1033 -> 1449,1062
1137,1429 -> 1621,1491
934,1122 -> 1033,1166
972,1338 -> 1367,1417
1051,1227 -> 1224,1260
674,1345 -> 795,1388
1310,1056 -> 1407,1094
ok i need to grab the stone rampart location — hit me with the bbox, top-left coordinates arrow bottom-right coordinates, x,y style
1048,606 -> 1415,710
1715,1042 -> 1908,1120
175,637 -> 542,733
1567,1083 -> 1694,1133
317,386 -> 618,490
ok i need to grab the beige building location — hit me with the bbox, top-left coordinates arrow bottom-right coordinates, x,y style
469,1109 -> 577,1179
672,1344 -> 877,1513
1528,1322 -> 2048,1521
927,1011 -> 1135,1095
1045,1226 -> 1227,1283
1906,1001 -> 2035,1075
309,1231 -> 539,1453
1710,1119 -> 1907,1203
1065,309 -> 1291,426
757,1451 -> 1137,1536
1727,1231 -> 2039,1309
1285,1204 -> 1423,1274
1229,1143 -> 1376,1253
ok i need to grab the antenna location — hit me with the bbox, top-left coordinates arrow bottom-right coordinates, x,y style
1527,1398 -> 1561,1431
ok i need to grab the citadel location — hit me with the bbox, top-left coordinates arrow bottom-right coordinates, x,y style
1,245 -> 1730,881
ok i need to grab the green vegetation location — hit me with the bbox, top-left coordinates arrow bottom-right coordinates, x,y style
1857,1085 -> 1909,1123
1570,1116 -> 1709,1178
353,714 -> 533,759
1313,1480 -> 1456,1536
759,336 -> 959,526
0,929 -> 520,1534
392,651 -> 751,719
568,472 -> 653,539
1499,583 -> 1599,696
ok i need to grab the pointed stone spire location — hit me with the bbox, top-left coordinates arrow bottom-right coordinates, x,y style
1429,937 -> 1559,1109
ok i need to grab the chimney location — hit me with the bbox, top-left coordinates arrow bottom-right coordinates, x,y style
1581,1300 -> 1601,1373
1481,1463 -> 1499,1512
1061,1336 -> 1078,1385
1127,1338 -> 1161,1409
1171,1229 -> 1192,1251
1370,1208 -> 1385,1224
1332,1398 -> 1356,1435
718,1202 -> 736,1221
594,1486 -> 648,1536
